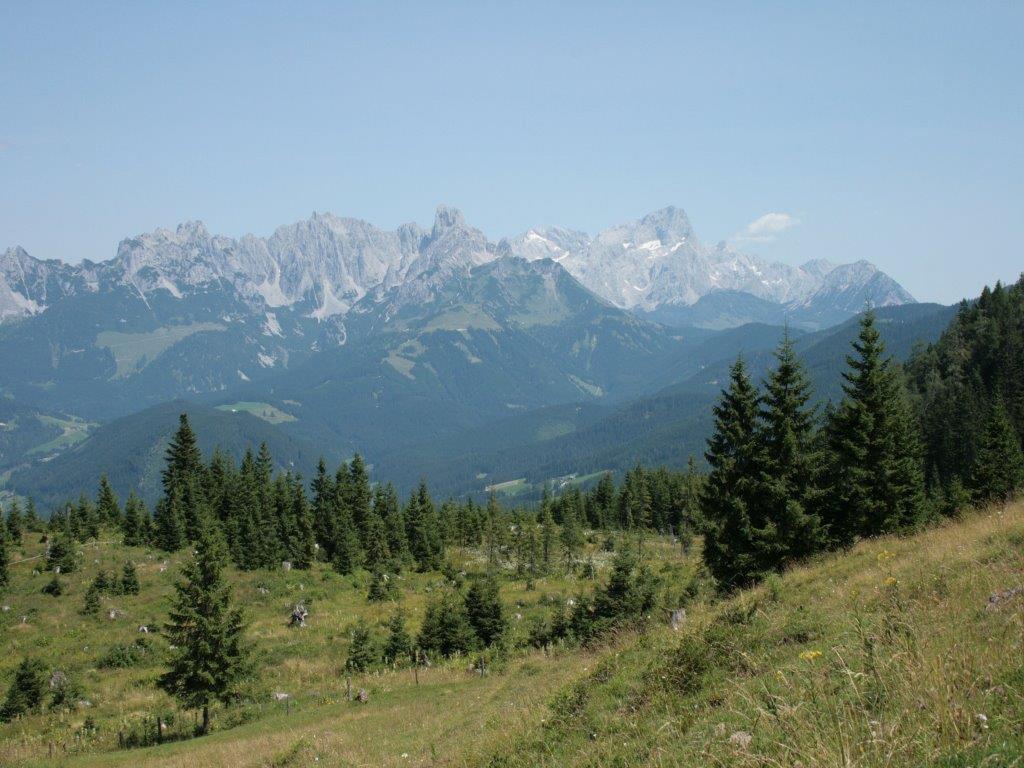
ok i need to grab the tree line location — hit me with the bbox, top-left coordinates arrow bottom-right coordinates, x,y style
701,280 -> 1024,590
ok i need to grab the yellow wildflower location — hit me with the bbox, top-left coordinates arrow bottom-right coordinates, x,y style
884,576 -> 898,587
799,650 -> 822,662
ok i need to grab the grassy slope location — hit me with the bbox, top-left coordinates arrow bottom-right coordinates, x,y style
0,530 -> 686,767
483,504 -> 1024,767
2,505 -> 1023,766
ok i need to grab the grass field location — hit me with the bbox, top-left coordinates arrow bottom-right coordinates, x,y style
26,415 -> 93,457
95,324 -> 225,379
3,504 -> 1024,766
215,402 -> 297,425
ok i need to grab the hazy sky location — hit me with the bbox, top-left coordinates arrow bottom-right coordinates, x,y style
2,2 -> 1021,303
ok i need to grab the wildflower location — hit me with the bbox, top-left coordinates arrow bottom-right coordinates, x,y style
877,550 -> 894,562
799,650 -> 822,662
884,576 -> 898,587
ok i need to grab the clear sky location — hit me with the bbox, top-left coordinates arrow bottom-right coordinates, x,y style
1,1 -> 1021,304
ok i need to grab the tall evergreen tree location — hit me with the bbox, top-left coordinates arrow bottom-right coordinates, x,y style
24,499 -> 41,533
159,516 -> 250,735
162,414 -> 207,539
754,332 -> 825,564
0,658 -> 48,722
96,474 -> 122,527
311,459 -> 336,560
822,312 -> 925,544
970,398 -> 1024,504
121,560 -> 141,595
122,492 -> 148,547
418,590 -> 478,657
291,479 -> 316,569
700,357 -> 765,589
5,500 -> 22,545
383,610 -> 414,666
152,487 -> 187,553
464,574 -> 507,648
539,504 -> 557,575
347,454 -> 373,545
405,480 -> 442,572
0,517 -> 9,591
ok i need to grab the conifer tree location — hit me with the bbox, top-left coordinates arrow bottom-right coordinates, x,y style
375,483 -> 408,563
42,575 -> 63,596
121,560 -> 141,595
700,357 -> 766,589
0,519 -> 9,592
81,582 -> 101,615
311,459 -> 336,560
347,454 -> 373,545
0,658 -> 48,722
332,505 -> 363,575
822,312 -> 925,544
362,510 -> 390,571
159,516 -> 250,735
5,500 -> 22,544
46,534 -> 75,573
483,494 -> 506,568
24,499 -> 40,533
418,590 -> 478,657
464,574 -> 507,648
539,504 -> 557,574
560,507 -> 585,571
291,479 -> 316,569
162,414 -> 206,540
152,488 -> 187,553
405,480 -> 442,572
970,398 -> 1024,504
346,620 -> 378,672
754,332 -> 825,565
122,492 -> 148,547
96,474 -> 122,527
383,610 -> 413,666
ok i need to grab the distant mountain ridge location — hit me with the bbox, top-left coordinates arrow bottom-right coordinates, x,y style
2,205 -> 913,329
502,206 -> 914,327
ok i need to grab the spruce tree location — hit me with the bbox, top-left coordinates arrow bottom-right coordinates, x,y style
81,582 -> 102,615
822,312 -> 925,544
24,499 -> 40,533
5,500 -> 22,544
464,574 -> 507,648
418,590 -> 477,657
122,492 -> 147,547
291,480 -> 316,570
162,413 -> 207,540
345,620 -> 378,673
383,610 -> 413,666
539,504 -> 557,575
560,507 -> 585,571
754,332 -> 825,565
347,454 -> 373,545
121,560 -> 141,595
0,518 -> 9,591
46,534 -> 75,573
311,459 -> 336,560
970,398 -> 1024,504
362,511 -> 390,571
159,516 -> 250,734
376,483 -> 408,563
700,357 -> 765,589
96,474 -> 122,527
406,480 -> 442,572
152,488 -> 187,553
0,658 -> 48,722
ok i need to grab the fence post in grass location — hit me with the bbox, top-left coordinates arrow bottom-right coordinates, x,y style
156,716 -> 163,744
346,677 -> 352,701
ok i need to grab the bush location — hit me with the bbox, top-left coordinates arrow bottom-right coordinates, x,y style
42,576 -> 64,596
418,590 -> 478,657
99,638 -> 152,669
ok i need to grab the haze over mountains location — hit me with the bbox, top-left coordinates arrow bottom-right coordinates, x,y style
0,204 -> 924,505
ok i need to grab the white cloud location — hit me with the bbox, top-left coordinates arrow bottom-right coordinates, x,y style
731,212 -> 800,245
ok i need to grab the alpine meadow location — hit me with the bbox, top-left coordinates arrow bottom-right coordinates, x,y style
2,3 -> 1023,767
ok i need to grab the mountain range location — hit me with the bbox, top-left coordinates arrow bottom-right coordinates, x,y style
0,205 -> 922,505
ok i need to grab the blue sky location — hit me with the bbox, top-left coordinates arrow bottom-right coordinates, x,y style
1,1 -> 1021,303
